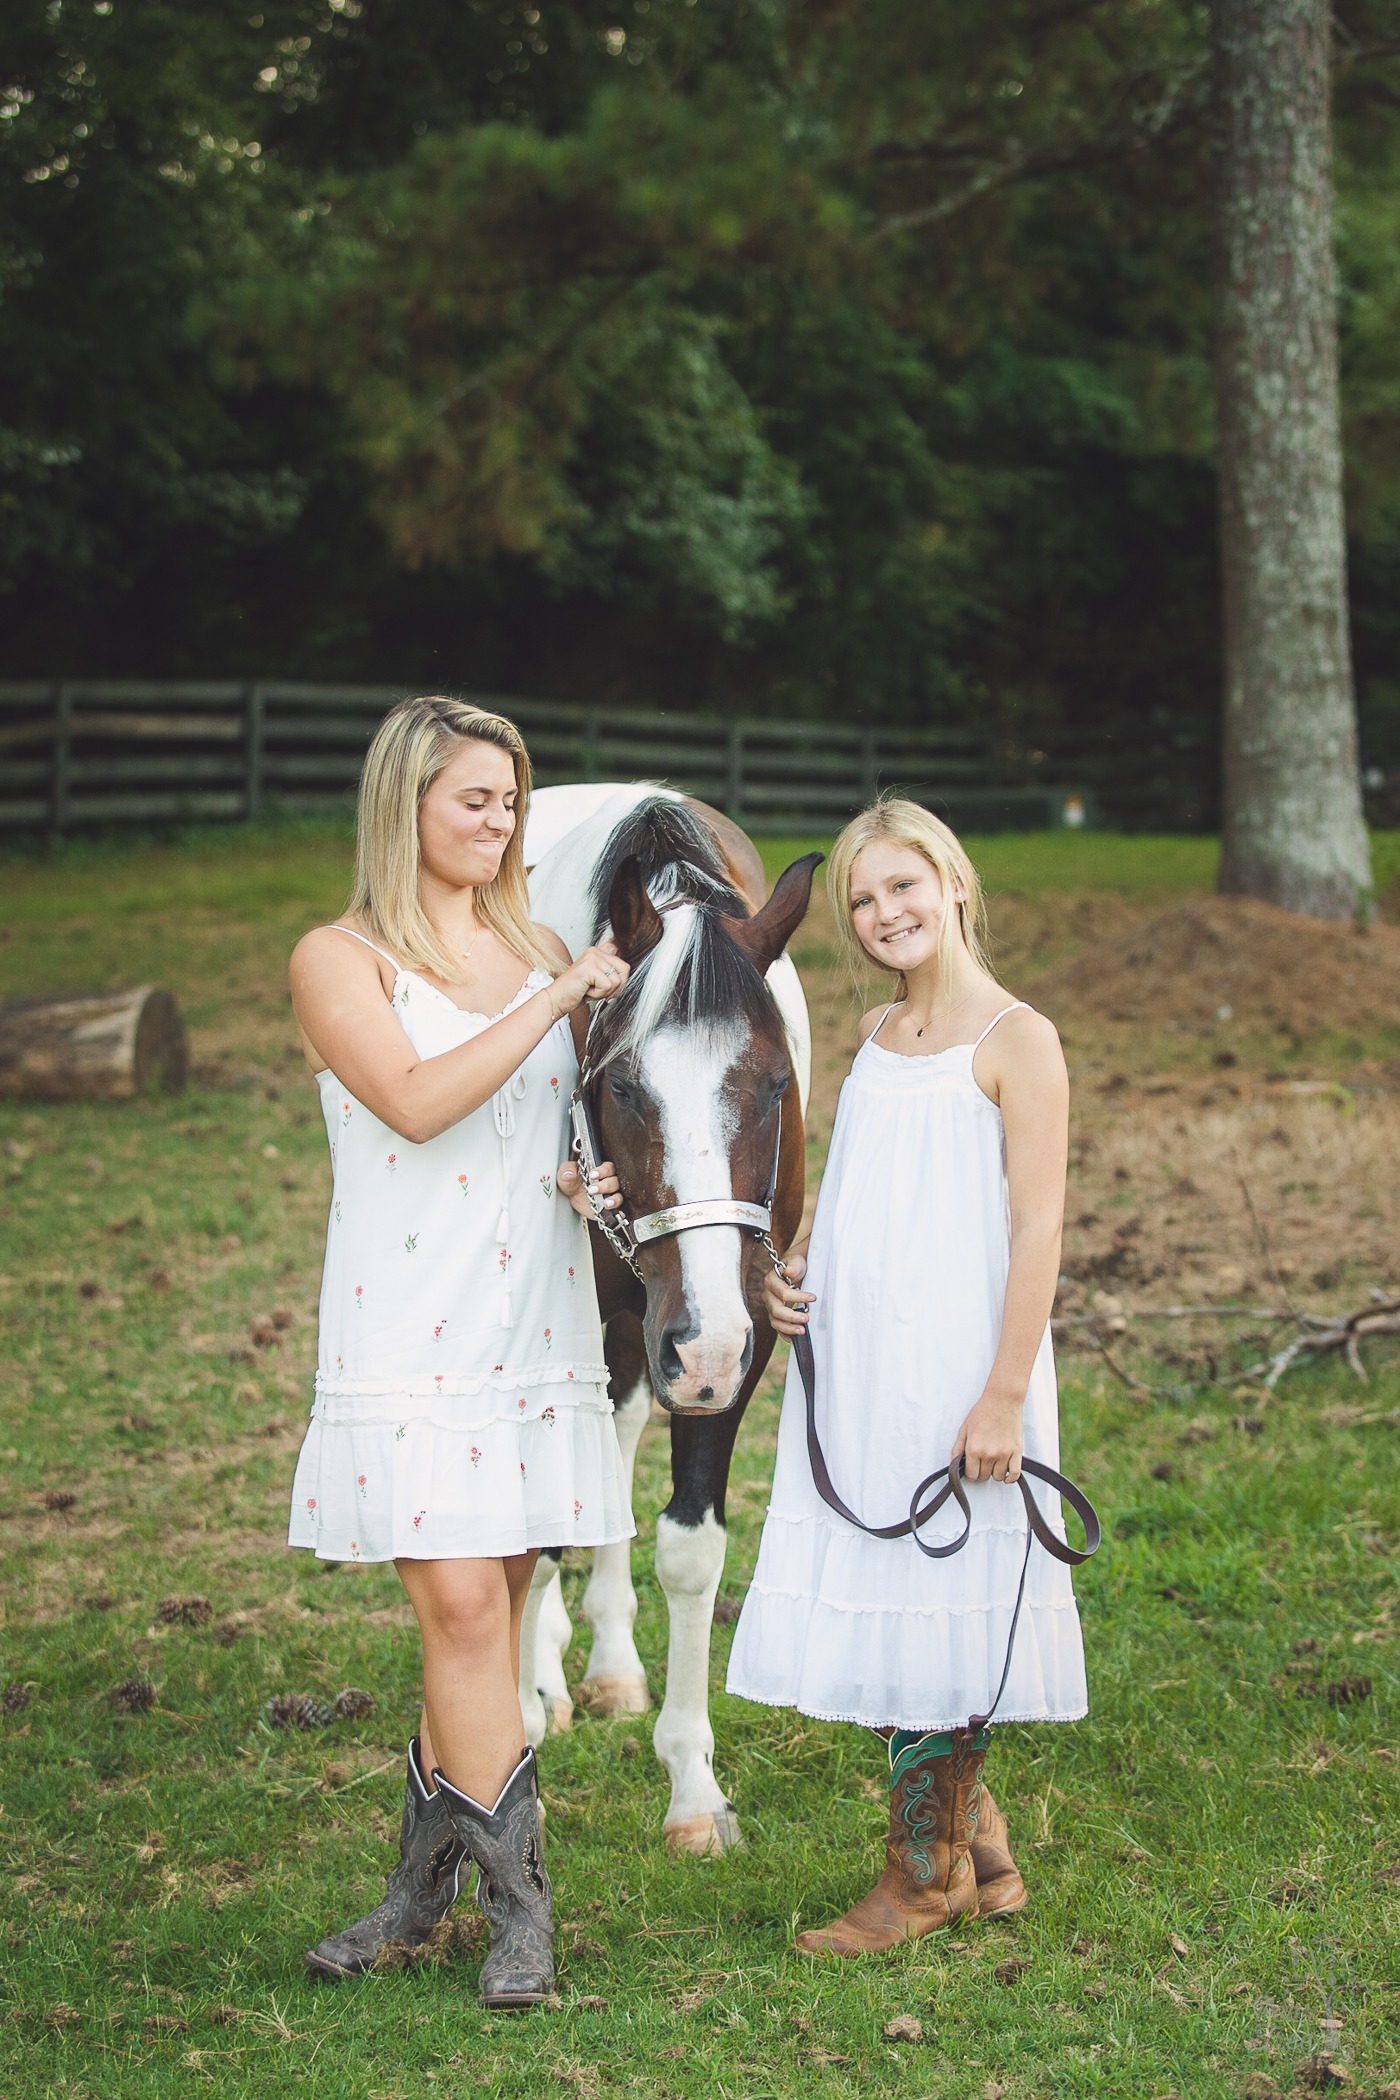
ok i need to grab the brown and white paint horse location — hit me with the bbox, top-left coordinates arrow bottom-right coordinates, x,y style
522,786 -> 818,1853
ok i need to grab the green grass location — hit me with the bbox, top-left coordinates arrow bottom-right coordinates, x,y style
3,827 -> 1400,2098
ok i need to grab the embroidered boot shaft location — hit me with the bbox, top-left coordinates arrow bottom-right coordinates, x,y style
304,1738 -> 465,1979
796,1730 -> 983,1957
434,1747 -> 554,2008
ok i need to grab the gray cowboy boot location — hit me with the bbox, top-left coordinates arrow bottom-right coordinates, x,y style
434,1748 -> 554,2008
304,1737 -> 465,1978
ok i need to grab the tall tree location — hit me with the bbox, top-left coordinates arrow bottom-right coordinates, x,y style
1212,0 -> 1373,916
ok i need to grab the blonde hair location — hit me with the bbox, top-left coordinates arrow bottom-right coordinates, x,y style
827,797 -> 991,996
347,696 -> 559,981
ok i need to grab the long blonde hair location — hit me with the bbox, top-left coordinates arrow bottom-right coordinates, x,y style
347,695 -> 559,981
827,797 -> 991,996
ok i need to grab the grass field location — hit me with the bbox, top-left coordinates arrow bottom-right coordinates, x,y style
3,821 -> 1399,2100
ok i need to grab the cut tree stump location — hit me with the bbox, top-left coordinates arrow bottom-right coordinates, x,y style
0,987 -> 187,1101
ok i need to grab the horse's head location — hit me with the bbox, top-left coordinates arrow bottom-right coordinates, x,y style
581,833 -> 820,1414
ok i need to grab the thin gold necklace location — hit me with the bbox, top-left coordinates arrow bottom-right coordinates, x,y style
909,987 -> 974,1039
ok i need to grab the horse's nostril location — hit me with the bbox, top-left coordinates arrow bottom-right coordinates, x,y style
658,1329 -> 684,1385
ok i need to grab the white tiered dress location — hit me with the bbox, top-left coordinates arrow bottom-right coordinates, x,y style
288,934 -> 633,1563
726,1004 -> 1087,1731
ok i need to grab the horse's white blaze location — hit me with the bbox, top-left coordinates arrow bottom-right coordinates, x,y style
652,1509 -> 735,1841
580,1374 -> 652,1703
642,1020 -> 753,1407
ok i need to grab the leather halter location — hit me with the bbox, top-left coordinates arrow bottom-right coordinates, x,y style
792,1323 -> 1101,1731
569,1034 -> 783,1282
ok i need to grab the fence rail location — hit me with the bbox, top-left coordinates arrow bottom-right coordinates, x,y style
0,682 -> 1094,835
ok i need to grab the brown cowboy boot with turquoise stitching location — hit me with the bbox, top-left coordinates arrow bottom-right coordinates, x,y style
304,1737 -> 466,1978
970,1781 -> 1028,1918
796,1730 -> 983,1957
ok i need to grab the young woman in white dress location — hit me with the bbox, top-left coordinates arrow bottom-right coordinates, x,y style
726,799 -> 1087,1955
287,695 -> 634,2006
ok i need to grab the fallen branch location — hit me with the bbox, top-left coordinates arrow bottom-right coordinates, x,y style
1243,1301 -> 1400,1390
1057,1292 -> 1400,1396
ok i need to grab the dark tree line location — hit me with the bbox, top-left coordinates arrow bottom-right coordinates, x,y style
3,0 -> 1399,845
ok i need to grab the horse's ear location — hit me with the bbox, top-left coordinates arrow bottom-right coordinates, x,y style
726,852 -> 824,975
607,855 -> 665,964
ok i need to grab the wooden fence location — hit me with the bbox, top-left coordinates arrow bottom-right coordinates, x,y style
0,682 -> 1093,835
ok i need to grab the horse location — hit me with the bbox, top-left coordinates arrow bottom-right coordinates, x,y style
521,784 -> 820,1854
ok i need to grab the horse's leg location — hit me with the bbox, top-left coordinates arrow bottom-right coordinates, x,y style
518,1547 -> 566,1747
653,1396 -> 751,1857
578,1312 -> 652,1716
535,1564 -> 574,1733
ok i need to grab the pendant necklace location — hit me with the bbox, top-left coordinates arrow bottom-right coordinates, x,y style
912,987 -> 973,1039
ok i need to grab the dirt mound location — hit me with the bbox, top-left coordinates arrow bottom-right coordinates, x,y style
1033,894 -> 1400,1037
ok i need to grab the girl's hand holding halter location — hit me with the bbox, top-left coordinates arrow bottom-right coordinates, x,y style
763,1249 -> 814,1338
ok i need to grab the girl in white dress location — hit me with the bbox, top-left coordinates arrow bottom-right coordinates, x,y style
288,696 -> 634,2006
727,799 -> 1087,1956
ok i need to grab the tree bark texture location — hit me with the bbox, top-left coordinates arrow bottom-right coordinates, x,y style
0,988 -> 187,1101
1212,0 -> 1372,919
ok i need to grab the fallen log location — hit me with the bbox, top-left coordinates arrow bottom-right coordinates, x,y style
0,987 -> 187,1101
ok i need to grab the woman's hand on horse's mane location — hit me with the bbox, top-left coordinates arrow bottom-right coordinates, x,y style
547,940 -> 631,1021
557,1157 -> 623,1220
763,1247 -> 813,1337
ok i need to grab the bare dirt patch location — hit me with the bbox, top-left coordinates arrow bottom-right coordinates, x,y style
1032,895 -> 1400,1039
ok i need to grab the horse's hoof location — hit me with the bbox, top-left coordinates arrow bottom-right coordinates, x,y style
664,1807 -> 743,1858
576,1675 -> 651,1716
544,1695 -> 574,1736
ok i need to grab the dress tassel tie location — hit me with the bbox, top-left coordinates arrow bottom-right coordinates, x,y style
493,1075 -> 527,1330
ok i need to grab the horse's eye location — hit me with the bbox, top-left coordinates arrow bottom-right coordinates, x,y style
769,1074 -> 791,1107
607,1074 -> 637,1106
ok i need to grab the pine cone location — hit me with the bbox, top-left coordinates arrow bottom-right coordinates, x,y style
110,1677 -> 156,1713
333,1687 -> 376,1721
2,1682 -> 32,1713
156,1595 -> 211,1627
263,1693 -> 300,1729
294,1697 -> 335,1729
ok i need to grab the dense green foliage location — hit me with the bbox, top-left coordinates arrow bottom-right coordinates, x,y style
4,3 -> 1400,820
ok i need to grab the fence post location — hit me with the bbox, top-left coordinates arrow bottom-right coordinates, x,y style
582,708 -> 601,781
244,681 -> 265,820
726,721 -> 744,822
860,729 -> 878,807
49,682 -> 72,837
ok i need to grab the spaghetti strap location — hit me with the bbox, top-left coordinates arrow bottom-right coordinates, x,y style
868,1003 -> 897,1044
970,1001 -> 1032,1054
327,924 -> 403,973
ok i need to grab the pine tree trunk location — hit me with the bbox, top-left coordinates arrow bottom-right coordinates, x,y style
1212,0 -> 1372,919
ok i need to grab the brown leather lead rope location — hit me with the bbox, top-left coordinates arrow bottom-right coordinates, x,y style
791,1324 -> 1101,1730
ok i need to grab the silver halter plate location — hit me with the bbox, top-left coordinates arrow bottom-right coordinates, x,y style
569,1077 -> 781,1282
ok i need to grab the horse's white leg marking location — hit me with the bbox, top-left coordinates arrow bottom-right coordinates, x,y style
652,1508 -> 740,1855
642,1023 -> 753,1409
518,1554 -> 565,1748
530,1564 -> 574,1735
577,1375 -> 652,1715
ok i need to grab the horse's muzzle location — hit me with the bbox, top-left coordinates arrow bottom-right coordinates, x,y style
650,1321 -> 754,1414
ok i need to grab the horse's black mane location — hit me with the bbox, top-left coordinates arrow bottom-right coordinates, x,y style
587,796 -> 745,930
585,796 -> 776,1065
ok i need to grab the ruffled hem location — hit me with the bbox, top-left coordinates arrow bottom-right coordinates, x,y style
722,1684 -> 1089,1731
307,1379 -> 613,1436
313,1360 -> 610,1401
757,1498 -> 1073,1552
288,1389 -> 633,1562
725,1575 -> 1088,1731
740,1577 -> 1085,1622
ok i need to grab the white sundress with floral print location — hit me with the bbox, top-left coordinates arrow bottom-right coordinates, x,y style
288,933 -> 634,1563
